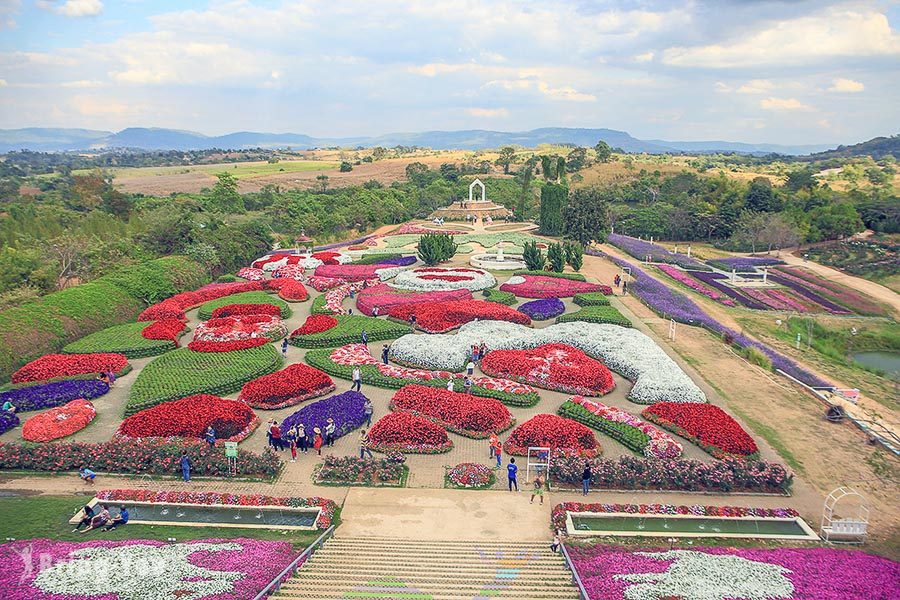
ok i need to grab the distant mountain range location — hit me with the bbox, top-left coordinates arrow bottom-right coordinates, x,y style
804,135 -> 899,160
0,126 -> 846,155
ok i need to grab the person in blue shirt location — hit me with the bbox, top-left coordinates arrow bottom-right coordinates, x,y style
204,425 -> 216,447
281,338 -> 289,358
361,330 -> 368,345
79,466 -> 96,484
104,505 -> 129,531
180,452 -> 191,482
1,400 -> 15,413
507,457 -> 518,492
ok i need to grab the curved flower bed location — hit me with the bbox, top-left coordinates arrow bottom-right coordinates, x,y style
292,314 -> 338,336
312,250 -> 352,265
0,379 -> 109,413
22,399 -> 96,442
0,411 -> 19,435
387,321 -> 705,404
126,345 -> 282,415
239,364 -> 335,409
481,343 -> 615,396
368,412 -> 453,454
268,278 -> 309,302
62,322 -> 180,358
319,279 -> 379,314
518,297 -> 566,320
314,263 -> 401,282
138,281 -> 265,321
141,319 -> 188,343
236,266 -> 265,281
193,314 -> 287,344
657,264 -> 736,306
447,462 -> 496,489
272,264 -> 306,280
559,397 -> 682,459
504,414 -> 600,457
390,384 -> 514,438
556,305 -> 632,327
500,274 -> 609,298
566,545 -> 899,600
210,303 -> 282,318
289,314 -> 411,348
391,267 -> 496,292
306,275 -> 346,292
642,402 -> 759,459
553,502 -> 798,530
389,299 -> 531,333
197,291 -> 290,320
117,394 -> 259,442
356,283 -> 472,316
12,353 -> 131,384
282,390 -> 368,440
187,339 -> 269,353
253,250 -> 301,270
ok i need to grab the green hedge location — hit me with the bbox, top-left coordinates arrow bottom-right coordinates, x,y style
481,289 -> 517,305
556,305 -> 631,327
558,401 -> 649,457
126,345 -> 282,415
573,292 -> 611,306
310,294 -> 331,315
513,270 -> 587,281
196,291 -> 290,320
102,256 -> 207,304
290,315 -> 411,349
63,321 -> 183,359
353,253 -> 401,265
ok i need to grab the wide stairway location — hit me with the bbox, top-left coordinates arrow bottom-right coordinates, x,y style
274,535 -> 581,599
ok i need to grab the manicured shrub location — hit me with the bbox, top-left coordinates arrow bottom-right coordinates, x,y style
417,232 -> 458,265
481,289 -> 517,305
556,305 -> 631,327
197,291 -> 290,320
573,292 -> 611,306
289,314 -> 411,348
62,322 -> 180,358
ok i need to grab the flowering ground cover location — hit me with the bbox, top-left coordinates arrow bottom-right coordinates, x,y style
282,390 -> 368,441
306,275 -> 346,292
566,545 -> 899,600
312,250 -> 353,265
642,402 -> 759,459
772,266 -> 885,315
252,249 -> 302,269
742,288 -> 813,312
0,439 -> 280,477
289,314 -> 411,348
193,314 -> 287,345
141,319 -> 189,343
197,291 -> 291,320
292,314 -> 338,335
238,363 -> 335,409
518,297 -> 566,320
446,462 -> 496,489
315,263 -> 401,282
316,279 -> 379,314
707,256 -> 785,272
236,266 -> 266,280
306,344 -> 541,407
391,267 -> 496,292
559,397 -> 682,459
356,283 -> 472,316
390,384 -> 514,438
0,379 -> 109,413
688,270 -> 769,310
272,263 -> 306,279
481,343 -> 615,396
117,394 -> 259,442
552,502 -> 798,530
657,265 -> 737,306
504,414 -> 600,456
1,538 -> 302,600
126,345 -> 282,415
62,322 -> 183,358
765,272 -> 851,314
0,411 -> 18,434
21,399 -> 96,442
210,303 -> 282,318
500,274 -> 610,298
481,288 -> 518,305
187,339 -> 269,353
368,411 -> 453,453
315,454 -> 407,487
573,292 -> 611,306
387,321 -> 706,404
271,279 -> 309,302
11,353 -> 131,384
138,282 -> 265,321
389,299 -> 531,333
555,305 -> 632,327
513,270 -> 588,281
608,233 -> 711,270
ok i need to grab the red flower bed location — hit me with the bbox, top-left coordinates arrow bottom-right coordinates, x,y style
388,300 -> 531,333
238,364 -> 336,409
503,413 -> 600,456
117,394 -> 259,442
187,338 -> 269,352
12,353 -> 131,384
211,303 -> 282,318
267,279 -> 308,302
140,319 -> 187,343
642,402 -> 759,459
389,384 -> 514,438
420,274 -> 470,282
356,284 -> 472,316
312,251 -> 344,265
291,314 -> 338,336
193,314 -> 286,344
252,251 -> 300,269
306,276 -> 345,292
368,412 -> 453,453
22,399 -> 96,442
500,274 -> 610,298
481,343 -> 615,396
138,282 -> 265,321
315,264 -> 386,281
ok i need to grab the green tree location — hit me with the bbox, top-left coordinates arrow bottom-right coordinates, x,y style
547,242 -> 565,272
372,147 -> 387,160
785,168 -> 818,192
745,177 -> 779,212
417,232 -> 458,266
808,203 -> 864,241
556,157 -> 567,182
566,147 -> 588,171
522,239 -> 545,270
515,164 -> 534,221
495,146 -> 516,175
563,187 -> 610,246
540,155 -> 555,181
594,140 -> 612,163
539,184 -> 567,235
207,172 -> 245,213
339,161 -> 353,172
183,242 -> 220,273
405,162 -> 431,187
316,174 -> 329,192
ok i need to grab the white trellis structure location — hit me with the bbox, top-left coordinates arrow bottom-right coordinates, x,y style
668,319 -> 677,341
526,446 -> 551,485
821,486 -> 869,544
469,179 -> 486,204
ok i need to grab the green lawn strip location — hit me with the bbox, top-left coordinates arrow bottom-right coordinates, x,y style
481,289 -> 517,305
62,322 -> 181,358
513,270 -> 587,281
573,292 -> 611,306
197,291 -> 291,320
289,315 -> 411,348
310,294 -> 331,314
556,305 -> 631,327
558,401 -> 648,457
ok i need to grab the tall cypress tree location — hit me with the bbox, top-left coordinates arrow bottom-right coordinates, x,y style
539,184 -> 568,236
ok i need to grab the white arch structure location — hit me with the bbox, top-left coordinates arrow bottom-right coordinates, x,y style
469,179 -> 486,204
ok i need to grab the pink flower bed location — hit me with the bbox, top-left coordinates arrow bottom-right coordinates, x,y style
390,223 -> 465,235
743,288 -> 811,312
568,545 -> 900,600
500,274 -> 609,298
356,283 -> 472,316
306,275 -> 346,291
322,279 -> 379,314
315,264 -> 397,282
657,265 -> 736,306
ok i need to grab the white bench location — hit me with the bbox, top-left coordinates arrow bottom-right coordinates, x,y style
822,519 -> 867,542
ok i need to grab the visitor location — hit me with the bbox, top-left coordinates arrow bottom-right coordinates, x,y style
359,429 -> 374,459
408,313 -> 417,327
204,425 -> 216,448
180,452 -> 191,482
507,457 -> 519,492
270,420 -> 283,451
492,437 -> 502,469
382,345 -> 390,365
313,427 -> 324,455
489,432 -> 499,459
530,474 -> 544,505
96,372 -> 109,385
78,504 -> 111,534
103,505 -> 129,531
373,306 -> 380,317
621,280 -> 627,295
107,370 -> 116,388
479,342 -> 487,360
582,461 -> 592,496
324,418 -> 336,447
361,330 -> 368,345
1,399 -> 15,413
466,360 -> 475,376
296,423 -> 308,453
363,399 -> 374,427
463,376 -> 473,395
349,288 -> 355,299
550,531 -> 561,553
614,274 -> 620,287
79,466 -> 96,484
289,437 -> 298,462
281,338 -> 289,358
72,503 -> 96,532
351,366 -> 362,392
446,379 -> 454,392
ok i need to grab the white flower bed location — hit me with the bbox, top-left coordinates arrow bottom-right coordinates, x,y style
374,266 -> 403,281
390,267 -> 496,292
388,321 -> 706,404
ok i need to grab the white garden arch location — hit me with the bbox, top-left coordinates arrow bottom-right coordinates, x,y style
469,179 -> 486,204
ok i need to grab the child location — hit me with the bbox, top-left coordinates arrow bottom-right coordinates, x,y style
492,438 -> 502,469
530,474 -> 544,505
313,427 -> 324,456
550,531 -> 561,553
289,437 -> 298,462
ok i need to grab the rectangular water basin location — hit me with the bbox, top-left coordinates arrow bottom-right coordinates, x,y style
566,511 -> 818,541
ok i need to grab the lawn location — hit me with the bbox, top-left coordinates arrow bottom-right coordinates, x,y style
74,159 -> 340,180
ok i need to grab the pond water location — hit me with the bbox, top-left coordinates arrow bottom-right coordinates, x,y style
123,503 -> 318,528
571,515 -> 811,538
852,351 -> 900,377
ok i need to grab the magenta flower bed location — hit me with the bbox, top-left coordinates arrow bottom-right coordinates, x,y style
568,545 -> 900,600
500,274 -> 609,298
356,283 -> 472,316
657,265 -> 735,306
743,288 -> 811,312
0,538 -> 299,600
690,270 -> 769,310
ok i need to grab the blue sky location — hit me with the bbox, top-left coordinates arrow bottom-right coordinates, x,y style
0,0 -> 898,144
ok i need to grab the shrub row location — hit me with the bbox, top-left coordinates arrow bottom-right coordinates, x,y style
62,321 -> 183,358
513,270 -> 587,281
556,305 -> 632,327
481,289 -> 518,305
573,292 -> 611,306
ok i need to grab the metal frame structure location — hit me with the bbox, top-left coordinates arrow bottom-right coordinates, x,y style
821,486 -> 869,544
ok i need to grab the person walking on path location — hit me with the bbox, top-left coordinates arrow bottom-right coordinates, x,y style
507,457 -> 519,492
463,376 -> 473,395
296,423 -> 307,453
489,432 -> 499,459
530,474 -> 544,505
106,370 -> 117,388
492,437 -> 502,469
270,420 -> 283,451
312,428 -> 324,456
363,399 -> 374,427
351,366 -> 362,392
281,338 -> 289,359
324,418 -> 336,447
621,280 -> 628,295
381,345 -> 389,365
446,379 -> 454,392
581,461 -> 592,496
361,330 -> 368,345
479,342 -> 487,361
359,429 -> 374,459
204,425 -> 216,448
466,360 -> 475,376
289,437 -> 297,462
180,452 -> 191,482
614,274 -> 620,288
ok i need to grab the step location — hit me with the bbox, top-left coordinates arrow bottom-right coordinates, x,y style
328,538 -> 556,550
290,567 -> 574,583
274,589 -> 581,600
305,557 -> 569,573
309,550 -> 565,565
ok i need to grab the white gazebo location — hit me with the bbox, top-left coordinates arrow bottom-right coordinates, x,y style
469,179 -> 486,204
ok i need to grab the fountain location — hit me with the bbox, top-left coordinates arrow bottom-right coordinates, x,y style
470,242 -> 526,271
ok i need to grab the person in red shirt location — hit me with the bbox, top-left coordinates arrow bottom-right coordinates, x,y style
312,427 -> 324,455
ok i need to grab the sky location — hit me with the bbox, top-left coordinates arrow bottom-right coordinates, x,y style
0,0 -> 898,145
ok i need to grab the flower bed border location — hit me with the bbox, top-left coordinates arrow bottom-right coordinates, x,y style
445,462 -> 497,490
551,501 -> 799,531
642,403 -> 760,460
558,399 -> 682,459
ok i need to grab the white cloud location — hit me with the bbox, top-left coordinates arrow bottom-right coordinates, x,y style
535,81 -> 595,102
714,82 -> 732,93
737,79 -> 774,94
467,107 -> 509,118
633,51 -> 654,63
37,0 -> 103,18
71,93 -> 142,117
0,0 -> 19,28
760,97 -> 813,112
0,78 -> 6,87
828,77 -> 864,92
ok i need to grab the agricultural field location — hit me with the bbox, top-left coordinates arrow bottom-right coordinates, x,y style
802,233 -> 900,293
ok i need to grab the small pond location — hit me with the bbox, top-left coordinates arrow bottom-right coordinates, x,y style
852,351 -> 900,377
80,501 -> 320,530
567,513 -> 818,540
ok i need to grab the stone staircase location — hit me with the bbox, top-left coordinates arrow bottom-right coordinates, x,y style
272,535 -> 581,599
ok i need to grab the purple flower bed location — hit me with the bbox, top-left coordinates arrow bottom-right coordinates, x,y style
377,255 -> 417,266
314,234 -> 378,251
0,380 -> 110,413
691,270 -> 769,310
608,233 -> 711,271
708,256 -> 786,272
0,411 -> 19,434
568,545 -> 900,600
518,298 -> 566,320
589,248 -> 830,388
282,390 -> 368,439
768,273 -> 852,314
